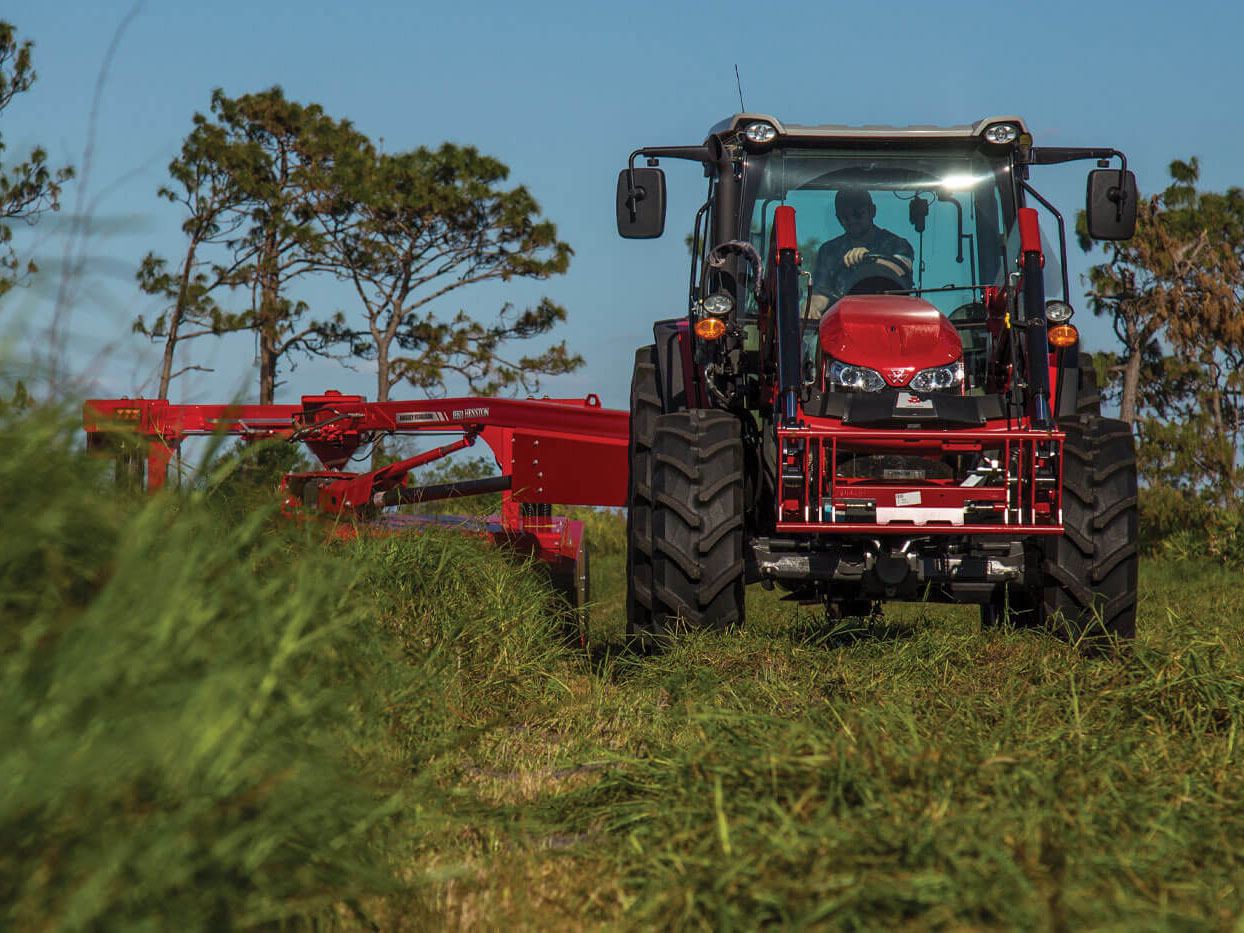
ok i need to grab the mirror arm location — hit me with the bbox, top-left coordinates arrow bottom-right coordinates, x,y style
624,150 -> 642,221
1027,147 -> 1130,222
632,145 -> 715,164
625,145 -> 714,221
1019,180 -> 1071,303
1112,152 -> 1129,222
1026,146 -> 1123,165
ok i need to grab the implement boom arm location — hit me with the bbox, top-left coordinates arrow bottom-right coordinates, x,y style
84,391 -> 630,518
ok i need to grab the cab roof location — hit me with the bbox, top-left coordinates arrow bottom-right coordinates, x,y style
708,113 -> 1031,142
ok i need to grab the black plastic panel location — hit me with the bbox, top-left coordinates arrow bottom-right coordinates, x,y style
803,390 -> 1004,426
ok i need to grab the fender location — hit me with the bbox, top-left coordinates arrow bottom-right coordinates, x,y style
652,318 -> 703,411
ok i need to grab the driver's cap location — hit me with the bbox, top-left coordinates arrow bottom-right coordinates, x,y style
835,188 -> 874,215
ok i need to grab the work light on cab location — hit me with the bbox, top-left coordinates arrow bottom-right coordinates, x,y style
743,121 -> 777,144
984,122 -> 1019,145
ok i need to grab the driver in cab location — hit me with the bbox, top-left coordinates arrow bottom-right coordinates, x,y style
807,188 -> 914,317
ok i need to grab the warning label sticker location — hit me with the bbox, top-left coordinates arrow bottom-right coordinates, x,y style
895,394 -> 935,411
895,491 -> 922,507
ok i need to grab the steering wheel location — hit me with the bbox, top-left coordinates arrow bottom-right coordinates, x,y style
842,257 -> 911,297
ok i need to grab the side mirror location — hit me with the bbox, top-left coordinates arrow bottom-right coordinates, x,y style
1086,169 -> 1138,240
616,167 -> 666,239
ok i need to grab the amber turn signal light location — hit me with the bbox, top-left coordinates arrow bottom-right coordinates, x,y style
1048,323 -> 1078,348
694,317 -> 727,340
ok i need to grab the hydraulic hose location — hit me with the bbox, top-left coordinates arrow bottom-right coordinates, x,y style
381,475 -> 513,508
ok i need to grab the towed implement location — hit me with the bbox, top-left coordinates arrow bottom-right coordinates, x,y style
84,392 -> 630,635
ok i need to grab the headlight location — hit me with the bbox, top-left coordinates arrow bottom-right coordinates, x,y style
909,361 -> 964,393
700,292 -> 734,316
828,359 -> 886,392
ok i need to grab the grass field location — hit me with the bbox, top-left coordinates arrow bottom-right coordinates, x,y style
414,549 -> 1244,930
3,409 -> 1242,929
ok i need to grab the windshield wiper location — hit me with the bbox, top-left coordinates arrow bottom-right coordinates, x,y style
880,283 -> 989,297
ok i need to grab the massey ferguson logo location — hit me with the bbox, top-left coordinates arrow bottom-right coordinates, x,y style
888,368 -> 913,384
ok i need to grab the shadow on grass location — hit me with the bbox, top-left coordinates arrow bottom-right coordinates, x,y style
789,614 -> 917,649
580,636 -> 646,681
579,612 -> 919,675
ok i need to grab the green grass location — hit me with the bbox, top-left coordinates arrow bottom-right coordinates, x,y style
3,407 -> 1242,929
413,555 -> 1244,930
0,409 -> 570,929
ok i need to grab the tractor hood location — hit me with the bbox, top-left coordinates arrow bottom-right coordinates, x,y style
818,296 -> 962,387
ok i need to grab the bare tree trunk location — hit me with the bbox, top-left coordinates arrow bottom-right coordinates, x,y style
1120,347 -> 1142,425
1207,363 -> 1229,507
157,325 -> 180,401
257,229 -> 279,404
1229,377 -> 1244,503
259,337 -> 277,405
372,342 -> 391,468
156,242 -> 200,399
376,341 -> 389,404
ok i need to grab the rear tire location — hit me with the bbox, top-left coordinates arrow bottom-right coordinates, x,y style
649,410 -> 746,635
625,347 -> 661,643
1043,414 -> 1138,651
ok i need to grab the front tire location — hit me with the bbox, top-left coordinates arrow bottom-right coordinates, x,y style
1043,414 -> 1139,651
625,347 -> 660,642
649,410 -> 746,635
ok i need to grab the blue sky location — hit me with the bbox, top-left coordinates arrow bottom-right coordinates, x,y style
3,0 -> 1243,409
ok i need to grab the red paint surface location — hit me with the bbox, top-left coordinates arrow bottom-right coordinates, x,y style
1017,207 -> 1042,254
818,295 -> 963,386
85,393 -> 629,515
773,205 -> 798,252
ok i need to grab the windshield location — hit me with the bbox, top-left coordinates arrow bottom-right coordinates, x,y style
741,146 -> 1018,318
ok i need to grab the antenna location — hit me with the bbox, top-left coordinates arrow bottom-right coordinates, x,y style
734,64 -> 746,112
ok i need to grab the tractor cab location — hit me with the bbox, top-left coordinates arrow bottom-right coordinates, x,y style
738,128 -> 1019,396
617,113 -> 1135,417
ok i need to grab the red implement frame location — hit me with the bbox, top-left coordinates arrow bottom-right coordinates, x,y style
84,390 -> 629,571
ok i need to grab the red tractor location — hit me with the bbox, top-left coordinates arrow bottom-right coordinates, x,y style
616,114 -> 1139,647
